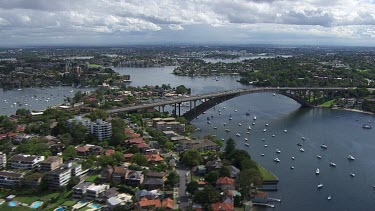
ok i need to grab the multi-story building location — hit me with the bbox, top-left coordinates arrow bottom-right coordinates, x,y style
40,156 -> 63,172
193,139 -> 220,152
47,167 -> 71,190
0,171 -> 24,188
72,182 -> 94,199
90,119 -> 112,140
155,121 -> 185,133
86,184 -> 110,200
8,154 -> 45,170
0,152 -> 6,169
67,115 -> 91,128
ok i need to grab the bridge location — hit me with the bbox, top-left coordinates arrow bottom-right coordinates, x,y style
107,87 -> 351,121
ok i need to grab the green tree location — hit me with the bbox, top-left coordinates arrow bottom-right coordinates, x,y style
186,181 -> 198,194
63,145 -> 77,160
219,166 -> 231,177
88,109 -> 108,121
193,185 -> 220,205
239,168 -> 263,199
166,171 -> 180,187
205,171 -> 219,184
180,150 -> 202,168
225,138 -> 236,156
130,153 -> 148,166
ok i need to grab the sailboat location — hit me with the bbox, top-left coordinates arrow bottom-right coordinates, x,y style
316,168 -> 320,174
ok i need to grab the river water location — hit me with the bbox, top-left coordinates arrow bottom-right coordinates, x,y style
1,66 -> 375,210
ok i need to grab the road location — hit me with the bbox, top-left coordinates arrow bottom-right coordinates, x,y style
176,167 -> 190,210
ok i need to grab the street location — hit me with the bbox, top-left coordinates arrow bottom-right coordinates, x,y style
176,166 -> 190,210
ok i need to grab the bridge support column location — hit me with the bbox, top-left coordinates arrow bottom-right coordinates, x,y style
308,91 -> 311,103
178,103 -> 181,116
174,103 -> 177,117
162,106 -> 165,112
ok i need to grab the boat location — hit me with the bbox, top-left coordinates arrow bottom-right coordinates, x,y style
330,162 -> 336,167
299,148 -> 305,152
316,168 -> 320,174
207,121 -> 211,124
297,143 -> 303,146
253,116 -> 257,120
291,157 -> 295,160
236,133 -> 241,137
213,127 -> 217,130
245,143 -> 250,147
272,135 -> 275,137
238,123 -> 242,126
244,138 -> 248,141
290,166 -> 295,169
229,117 -> 233,120
276,149 -> 281,153
321,144 -> 328,149
350,173 -> 355,177
261,153 -> 265,156
248,126 -> 251,130
328,195 -> 332,200
246,131 -> 250,134
264,145 -> 268,147
318,184 -> 323,188
225,129 -> 230,132
263,129 -> 267,132
223,107 -> 226,109
195,128 -> 201,131
348,155 -> 355,160
219,112 -> 222,115
302,137 -> 306,140
274,158 -> 280,162
70,90 -> 74,93
317,155 -> 322,159
252,122 -> 255,125
245,112 -> 250,116
17,88 -> 22,91
262,138 -> 266,141
284,129 -> 287,133
234,109 -> 237,112
265,123 -> 269,126
223,123 -> 226,126
362,124 -> 372,129
273,93 -> 276,96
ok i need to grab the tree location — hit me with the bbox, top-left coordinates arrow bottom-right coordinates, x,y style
186,181 -> 198,194
73,91 -> 83,103
63,145 -> 77,160
219,166 -> 231,177
180,150 -> 202,168
193,185 -> 221,205
111,152 -> 125,166
205,171 -> 219,184
166,171 -> 180,187
88,109 -> 108,121
67,176 -> 80,189
225,138 -> 236,156
130,153 -> 148,166
129,145 -> 140,154
239,168 -> 263,199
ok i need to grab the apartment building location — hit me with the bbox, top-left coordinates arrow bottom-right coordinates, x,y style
90,119 -> 112,140
0,152 -> 6,169
40,156 -> 63,172
0,171 -> 24,188
8,154 -> 45,170
86,184 -> 110,200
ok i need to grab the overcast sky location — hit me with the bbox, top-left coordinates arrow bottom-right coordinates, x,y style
1,0 -> 375,47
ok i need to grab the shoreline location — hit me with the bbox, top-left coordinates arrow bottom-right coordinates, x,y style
326,107 -> 375,116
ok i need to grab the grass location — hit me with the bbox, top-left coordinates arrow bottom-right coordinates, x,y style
85,174 -> 99,182
62,200 -> 77,206
320,99 -> 335,107
88,64 -> 102,68
0,205 -> 32,211
15,196 -> 39,204
257,164 -> 278,181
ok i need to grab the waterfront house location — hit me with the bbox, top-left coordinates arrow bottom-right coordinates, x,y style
216,177 -> 235,191
0,171 -> 24,188
8,154 -> 45,170
193,139 -> 220,152
205,157 -> 223,172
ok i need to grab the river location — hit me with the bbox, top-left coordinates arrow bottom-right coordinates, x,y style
1,65 -> 375,210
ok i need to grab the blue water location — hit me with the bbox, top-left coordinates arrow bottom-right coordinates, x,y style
31,201 -> 43,209
78,200 -> 87,204
88,203 -> 101,209
8,201 -> 17,207
55,206 -> 66,211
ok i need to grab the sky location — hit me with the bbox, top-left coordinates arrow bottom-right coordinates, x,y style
1,0 -> 375,47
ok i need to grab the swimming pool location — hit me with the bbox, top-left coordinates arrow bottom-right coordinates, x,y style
8,201 -> 18,207
88,203 -> 102,209
30,201 -> 43,209
54,206 -> 67,211
78,200 -> 87,204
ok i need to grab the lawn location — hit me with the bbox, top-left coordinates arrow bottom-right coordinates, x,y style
88,64 -> 102,68
62,200 -> 77,206
15,196 -> 39,204
0,204 -> 32,211
257,164 -> 278,181
320,99 -> 335,107
85,174 -> 99,182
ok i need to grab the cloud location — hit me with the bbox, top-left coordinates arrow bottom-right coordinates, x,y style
0,0 -> 375,46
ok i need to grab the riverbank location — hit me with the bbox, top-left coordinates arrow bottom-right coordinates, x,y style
330,107 -> 375,115
257,163 -> 278,181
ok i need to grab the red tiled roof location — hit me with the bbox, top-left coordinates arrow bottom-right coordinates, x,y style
76,145 -> 90,152
145,153 -> 164,162
197,181 -> 207,185
161,198 -> 174,209
136,143 -> 149,149
125,138 -> 144,144
124,153 -> 134,158
105,149 -> 115,156
216,177 -> 235,186
138,198 -> 162,208
124,128 -> 141,138
211,202 -> 234,211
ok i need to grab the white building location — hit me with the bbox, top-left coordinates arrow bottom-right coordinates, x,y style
86,184 -> 110,200
8,154 -> 45,170
90,119 -> 112,140
47,167 -> 71,190
0,152 -> 6,169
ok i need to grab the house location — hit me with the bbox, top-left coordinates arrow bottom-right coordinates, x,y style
211,202 -> 234,211
135,189 -> 159,201
143,178 -> 164,190
72,182 -> 94,199
161,198 -> 174,210
97,187 -> 119,202
145,171 -> 167,181
125,128 -> 141,139
228,165 -> 240,179
47,167 -> 71,190
100,165 -> 114,182
106,193 -> 133,209
8,154 -> 45,170
125,171 -> 144,186
40,156 -> 63,172
76,144 -> 103,157
104,149 -> 115,156
193,139 -> 220,152
145,153 -> 164,163
0,152 -> 6,169
86,184 -> 110,200
125,138 -> 145,145
124,153 -> 133,162
178,138 -> 200,151
195,165 -> 207,175
112,166 -> 128,184
216,177 -> 235,191
205,157 -> 223,172
163,131 -> 177,139
0,171 -> 24,188
135,198 -> 174,211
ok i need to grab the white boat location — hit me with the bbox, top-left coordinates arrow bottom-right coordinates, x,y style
327,195 -> 332,200
236,133 -> 241,137
244,138 -> 248,141
263,129 -> 267,132
195,128 -> 201,131
229,117 -> 233,120
290,166 -> 295,169
218,109 -> 221,112
348,155 -> 355,160
248,126 -> 251,130
252,122 -> 255,125
284,130 -> 287,133
223,107 -> 226,109
272,135 -> 275,137
317,155 -> 322,159
238,123 -> 242,126
219,112 -> 222,115
253,116 -> 257,120
264,145 -> 268,147
213,127 -> 217,130
225,129 -> 230,132
262,138 -> 266,141
321,144 -> 328,149
223,123 -> 226,126
276,149 -> 281,153
350,173 -> 355,177
274,158 -> 280,162
316,168 -> 320,174
245,143 -> 250,147
330,162 -> 336,167
318,184 -> 323,188
302,137 -> 306,140
273,93 -> 276,96
261,153 -> 265,156
246,131 -> 250,134
291,157 -> 295,160
299,148 -> 305,152
70,90 -> 74,93
207,121 -> 211,124
265,123 -> 269,126
234,109 -> 237,112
